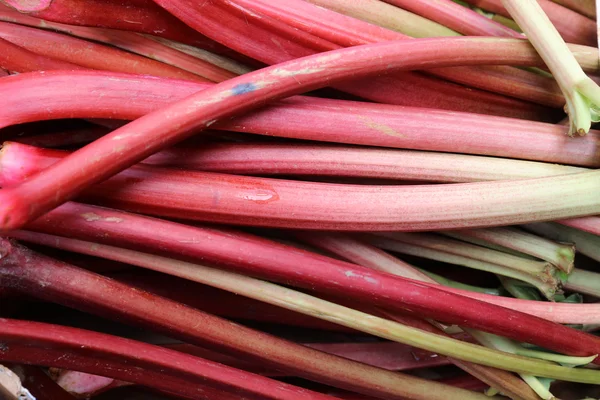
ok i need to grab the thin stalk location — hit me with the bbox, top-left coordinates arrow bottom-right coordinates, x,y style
0,239 -> 502,400
0,21 -> 206,81
418,269 -> 502,295
0,318 -> 335,400
0,37 -> 85,72
7,231 -> 599,385
0,0 -> 221,51
231,0 -> 563,108
4,141 -> 587,185
305,0 -> 460,37
0,37 -> 586,231
443,227 -> 575,273
381,0 -> 523,37
294,232 -> 540,400
469,0 -> 597,46
503,0 -> 600,135
23,201 -> 600,362
369,233 -> 561,299
523,222 -> 600,263
0,9 -> 236,82
154,0 -> 556,119
3,142 -> 600,233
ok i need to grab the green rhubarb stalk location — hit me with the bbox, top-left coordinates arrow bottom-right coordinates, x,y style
502,0 -> 600,135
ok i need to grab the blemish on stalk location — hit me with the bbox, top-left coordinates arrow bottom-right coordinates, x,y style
241,189 -> 279,204
231,83 -> 257,95
358,116 -> 404,138
80,213 -> 123,223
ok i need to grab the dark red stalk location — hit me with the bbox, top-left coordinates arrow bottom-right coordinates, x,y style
463,0 -> 597,46
0,37 -> 84,72
0,0 -> 223,52
0,37 -> 573,232
153,0 -> 555,118
0,318 -> 335,400
381,0 -> 523,37
0,238 -> 486,400
0,22 -> 208,81
230,0 -> 562,107
3,72 -> 593,167
22,202 -> 600,363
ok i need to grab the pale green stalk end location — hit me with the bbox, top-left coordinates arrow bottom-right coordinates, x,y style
503,0 -> 600,136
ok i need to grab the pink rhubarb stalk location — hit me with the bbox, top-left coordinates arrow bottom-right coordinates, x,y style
0,21 -> 207,81
0,238 -> 491,400
0,8 -> 236,82
3,72 -> 597,167
0,37 -> 84,72
21,201 -> 600,363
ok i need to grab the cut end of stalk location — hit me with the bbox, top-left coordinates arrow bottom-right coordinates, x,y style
563,82 -> 600,136
0,0 -> 52,12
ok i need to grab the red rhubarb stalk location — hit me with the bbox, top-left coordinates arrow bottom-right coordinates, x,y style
0,318 -> 337,400
0,37 -> 84,72
21,201 -> 600,363
154,0 -> 556,117
0,37 -> 580,231
381,0 -> 523,37
0,22 -> 207,81
0,239 -> 491,400
0,8 -> 237,82
2,72 -> 596,166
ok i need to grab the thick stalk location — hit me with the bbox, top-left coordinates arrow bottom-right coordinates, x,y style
0,9 -> 235,82
0,37 -> 582,231
154,0 -> 556,118
3,142 -> 586,185
502,0 -> 600,136
23,201 -> 600,362
7,230 -> 598,385
0,239 -> 499,400
2,143 -> 600,232
0,318 -> 336,400
367,233 -> 560,298
229,0 -> 563,107
443,227 -> 575,273
6,72 -> 598,168
0,21 -> 205,81
381,0 -> 522,37
523,222 -> 600,263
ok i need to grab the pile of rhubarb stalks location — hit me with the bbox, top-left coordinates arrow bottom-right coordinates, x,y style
2,0 -> 600,399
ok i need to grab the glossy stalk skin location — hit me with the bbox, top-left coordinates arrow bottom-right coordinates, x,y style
0,318 -> 334,400
4,141 -> 588,185
0,0 -> 224,51
0,8 -> 236,82
465,0 -> 597,46
0,240 -> 491,400
22,202 -> 600,363
0,22 -> 206,81
0,37 -> 84,72
154,0 -> 555,118
443,227 -> 575,273
381,0 -> 522,37
4,72 -> 600,169
295,232 -> 540,400
7,230 -> 597,387
0,37 -> 579,232
233,0 -> 562,108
